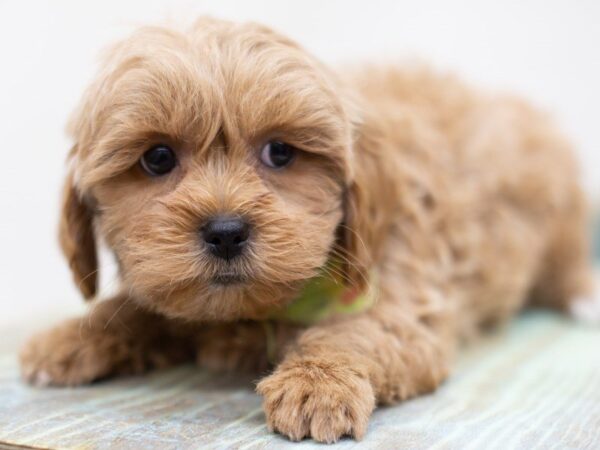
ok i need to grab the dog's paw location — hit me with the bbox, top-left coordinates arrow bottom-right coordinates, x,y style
20,319 -> 139,386
256,360 -> 375,443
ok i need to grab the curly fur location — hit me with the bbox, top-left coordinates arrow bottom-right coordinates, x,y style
20,17 -> 594,443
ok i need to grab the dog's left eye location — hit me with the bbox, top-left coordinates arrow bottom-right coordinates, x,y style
140,145 -> 177,176
260,141 -> 296,169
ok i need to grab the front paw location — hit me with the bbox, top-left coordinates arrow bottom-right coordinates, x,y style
256,360 -> 375,443
20,319 -> 138,386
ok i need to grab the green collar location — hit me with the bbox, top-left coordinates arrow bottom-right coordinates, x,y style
262,264 -> 376,363
270,264 -> 376,325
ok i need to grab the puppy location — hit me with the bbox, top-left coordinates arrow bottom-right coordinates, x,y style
20,17 -> 595,443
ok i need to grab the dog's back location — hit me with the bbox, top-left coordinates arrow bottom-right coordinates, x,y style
348,66 -> 593,335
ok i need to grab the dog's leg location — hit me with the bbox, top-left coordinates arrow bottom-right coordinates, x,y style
257,282 -> 455,443
528,187 -> 597,322
20,294 -> 194,386
194,321 -> 301,373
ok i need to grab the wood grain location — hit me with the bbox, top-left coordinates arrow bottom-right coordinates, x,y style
0,312 -> 599,449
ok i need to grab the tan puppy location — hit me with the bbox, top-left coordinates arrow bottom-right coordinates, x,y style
20,17 -> 595,443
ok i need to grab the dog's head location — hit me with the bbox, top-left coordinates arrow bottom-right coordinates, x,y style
60,18 -> 369,321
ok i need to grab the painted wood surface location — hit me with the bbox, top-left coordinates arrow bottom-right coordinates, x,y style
0,312 -> 599,449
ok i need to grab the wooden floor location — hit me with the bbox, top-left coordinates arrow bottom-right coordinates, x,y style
0,311 -> 599,449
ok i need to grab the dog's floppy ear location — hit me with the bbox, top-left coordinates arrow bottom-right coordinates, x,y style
58,164 -> 98,300
338,178 -> 371,292
333,95 -> 372,292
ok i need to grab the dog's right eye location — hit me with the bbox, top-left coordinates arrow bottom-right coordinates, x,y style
140,145 -> 177,176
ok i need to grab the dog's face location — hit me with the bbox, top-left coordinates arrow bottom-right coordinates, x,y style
60,19 -> 363,321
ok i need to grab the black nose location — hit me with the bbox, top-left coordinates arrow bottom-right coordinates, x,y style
202,217 -> 250,260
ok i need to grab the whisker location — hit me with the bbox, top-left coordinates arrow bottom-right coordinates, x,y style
103,295 -> 132,330
337,223 -> 369,257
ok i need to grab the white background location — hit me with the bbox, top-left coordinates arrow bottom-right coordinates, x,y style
1,0 -> 598,326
